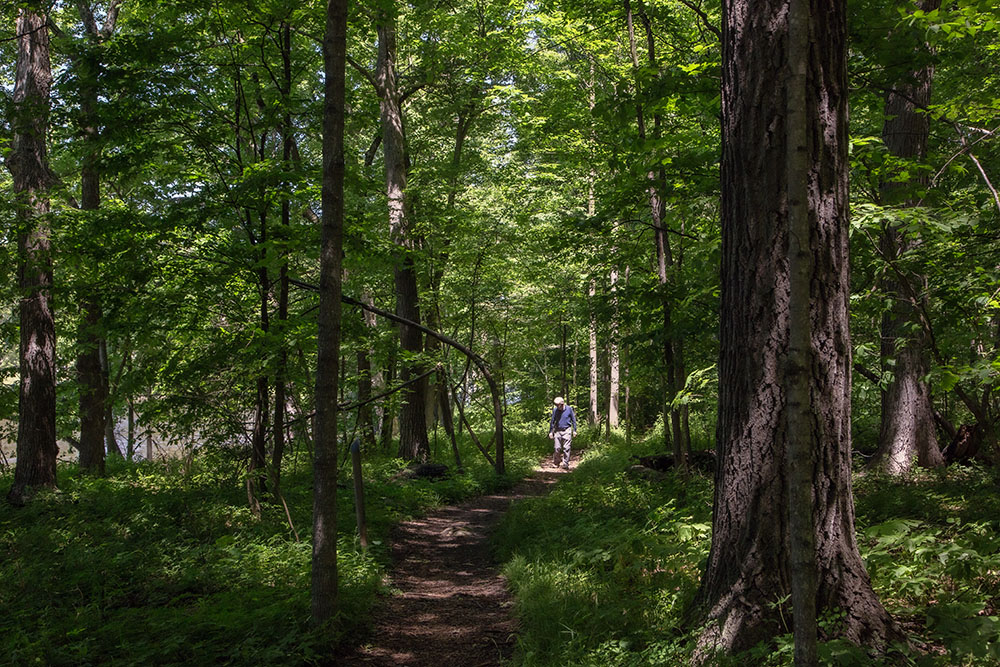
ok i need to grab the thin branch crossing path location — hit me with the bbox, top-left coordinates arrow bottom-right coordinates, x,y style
343,458 -> 575,666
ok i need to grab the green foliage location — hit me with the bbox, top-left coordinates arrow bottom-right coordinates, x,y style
0,428 -> 542,665
497,441 -> 1000,666
855,466 -> 1000,665
494,434 -> 712,665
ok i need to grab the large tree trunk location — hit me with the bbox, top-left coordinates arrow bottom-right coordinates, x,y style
7,7 -> 58,506
689,0 -> 900,657
376,10 -> 429,461
312,0 -> 347,628
874,0 -> 944,475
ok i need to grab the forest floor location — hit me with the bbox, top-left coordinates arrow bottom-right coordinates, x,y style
341,452 -> 576,666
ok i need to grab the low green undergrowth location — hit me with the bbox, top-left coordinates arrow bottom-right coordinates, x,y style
0,426 -> 544,666
494,433 -> 713,665
497,436 -> 1000,666
855,465 -> 1000,666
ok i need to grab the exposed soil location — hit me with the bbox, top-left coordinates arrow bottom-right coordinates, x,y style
342,455 -> 575,666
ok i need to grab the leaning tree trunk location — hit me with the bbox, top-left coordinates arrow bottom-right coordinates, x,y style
7,7 -> 58,505
689,0 -> 901,658
376,9 -> 429,461
312,0 -> 347,628
874,0 -> 944,475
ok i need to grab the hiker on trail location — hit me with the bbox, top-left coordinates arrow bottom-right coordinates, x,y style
548,396 -> 576,470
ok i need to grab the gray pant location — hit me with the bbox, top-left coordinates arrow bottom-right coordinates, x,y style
553,429 -> 572,468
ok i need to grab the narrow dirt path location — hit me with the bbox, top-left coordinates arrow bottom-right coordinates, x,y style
342,457 -> 574,666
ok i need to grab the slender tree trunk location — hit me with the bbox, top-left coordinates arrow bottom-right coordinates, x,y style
77,69 -> 106,472
357,294 -> 378,449
608,264 -> 620,429
586,61 -> 600,426
8,7 -> 57,505
625,0 -> 682,460
423,109 -> 475,442
376,10 -> 429,461
560,322 -> 568,398
874,0 -> 944,475
690,0 -> 900,657
785,0 -> 818,659
248,375 -> 269,513
271,20 -> 294,499
78,301 -> 106,473
312,0 -> 347,629
588,279 -> 599,425
127,398 -> 136,460
74,0 -> 123,478
100,338 -> 123,458
380,344 -> 398,453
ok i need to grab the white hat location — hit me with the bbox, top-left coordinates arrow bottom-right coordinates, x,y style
553,396 -> 565,405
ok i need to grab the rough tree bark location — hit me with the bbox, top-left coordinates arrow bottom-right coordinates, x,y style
689,0 -> 901,658
376,8 -> 429,461
312,0 -> 347,628
874,0 -> 944,476
7,6 -> 58,506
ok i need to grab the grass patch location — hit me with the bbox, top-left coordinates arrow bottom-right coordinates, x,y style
0,427 -> 545,665
494,433 -> 712,665
497,438 -> 1000,666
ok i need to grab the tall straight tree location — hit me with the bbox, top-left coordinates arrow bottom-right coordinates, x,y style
312,0 -> 347,628
374,5 -> 429,461
690,0 -> 900,657
74,0 -> 124,475
624,0 -> 686,462
784,0 -> 818,660
873,0 -> 944,475
7,5 -> 58,505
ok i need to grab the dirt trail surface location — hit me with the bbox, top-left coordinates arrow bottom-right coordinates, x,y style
343,457 -> 574,666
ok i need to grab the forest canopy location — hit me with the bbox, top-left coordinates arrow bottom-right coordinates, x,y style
3,0 -> 1000,664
